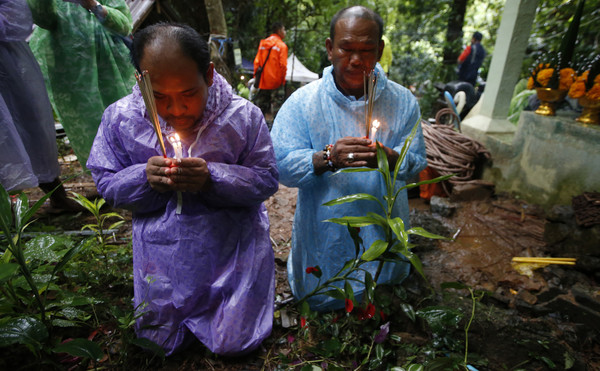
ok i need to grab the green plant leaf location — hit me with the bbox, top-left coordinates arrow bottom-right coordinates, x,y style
0,263 -> 20,283
362,239 -> 388,261
375,343 -> 384,360
81,224 -> 99,232
340,258 -> 355,273
398,174 -> 455,199
323,288 -> 346,301
392,120 -> 420,186
312,265 -> 322,279
323,193 -> 380,206
344,280 -> 355,303
347,223 -> 363,258
376,143 -> 391,189
416,306 -> 463,334
365,271 -> 375,302
539,356 -> 556,369
407,365 -> 424,371
24,236 -> 64,264
0,316 -> 48,349
130,337 -> 166,359
407,227 -> 449,240
400,303 -> 416,322
325,216 -> 380,227
300,300 -> 311,317
403,250 -> 426,281
312,338 -> 342,358
51,318 -> 79,328
19,191 -> 53,232
389,217 -> 408,246
13,193 -> 29,232
53,338 -> 103,361
366,212 -> 388,226
108,220 -> 125,231
0,184 -> 13,237
70,192 -> 96,213
102,212 -> 124,220
52,238 -> 94,276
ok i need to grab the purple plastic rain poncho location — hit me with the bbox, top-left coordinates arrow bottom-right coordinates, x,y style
271,64 -> 427,311
0,0 -> 60,191
87,72 -> 279,356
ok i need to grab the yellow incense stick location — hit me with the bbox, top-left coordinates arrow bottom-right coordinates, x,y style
512,257 -> 576,265
135,70 -> 167,157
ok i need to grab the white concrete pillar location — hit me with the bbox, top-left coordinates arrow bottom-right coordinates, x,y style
462,0 -> 539,134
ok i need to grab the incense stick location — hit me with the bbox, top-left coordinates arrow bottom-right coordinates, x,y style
512,257 -> 576,265
135,70 -> 167,157
364,69 -> 378,138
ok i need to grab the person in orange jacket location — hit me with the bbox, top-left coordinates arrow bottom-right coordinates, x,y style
253,22 -> 288,127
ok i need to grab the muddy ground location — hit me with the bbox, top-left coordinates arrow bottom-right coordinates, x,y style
26,158 -> 600,370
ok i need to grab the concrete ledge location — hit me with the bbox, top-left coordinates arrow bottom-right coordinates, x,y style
461,114 -> 517,139
463,111 -> 600,207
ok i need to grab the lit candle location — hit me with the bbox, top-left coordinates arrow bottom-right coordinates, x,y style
168,133 -> 183,160
167,133 -> 184,215
370,119 -> 380,143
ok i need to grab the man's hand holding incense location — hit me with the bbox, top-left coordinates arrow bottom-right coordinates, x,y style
146,156 -> 211,193
331,137 -> 375,168
165,157 -> 211,192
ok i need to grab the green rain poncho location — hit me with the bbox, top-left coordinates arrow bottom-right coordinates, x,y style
27,0 -> 135,167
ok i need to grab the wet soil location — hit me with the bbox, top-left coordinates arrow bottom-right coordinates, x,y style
23,159 -> 600,370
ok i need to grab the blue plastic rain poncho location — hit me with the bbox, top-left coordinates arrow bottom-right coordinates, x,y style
271,64 -> 427,311
27,0 -> 136,167
0,0 -> 60,191
87,72 -> 279,355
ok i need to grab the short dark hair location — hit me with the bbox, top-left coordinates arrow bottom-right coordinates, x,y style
329,6 -> 383,41
473,31 -> 483,41
271,22 -> 284,34
131,23 -> 211,75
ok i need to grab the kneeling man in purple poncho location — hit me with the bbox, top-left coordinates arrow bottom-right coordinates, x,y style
87,23 -> 279,356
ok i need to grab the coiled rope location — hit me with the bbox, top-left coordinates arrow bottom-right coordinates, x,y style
421,113 -> 491,194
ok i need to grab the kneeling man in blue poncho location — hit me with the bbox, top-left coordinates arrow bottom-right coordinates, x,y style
271,6 -> 427,311
87,23 -> 278,356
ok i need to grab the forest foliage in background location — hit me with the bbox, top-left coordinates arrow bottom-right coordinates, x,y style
223,0 -> 598,100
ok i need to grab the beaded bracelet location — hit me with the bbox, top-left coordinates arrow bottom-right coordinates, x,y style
323,144 -> 336,172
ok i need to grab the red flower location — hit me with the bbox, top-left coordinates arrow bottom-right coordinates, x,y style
345,299 -> 354,313
379,310 -> 387,321
300,316 -> 306,328
365,303 -> 376,319
356,303 -> 376,320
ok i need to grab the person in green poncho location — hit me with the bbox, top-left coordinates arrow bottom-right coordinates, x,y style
27,0 -> 136,168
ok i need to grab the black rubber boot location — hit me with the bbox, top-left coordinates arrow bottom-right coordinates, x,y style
39,178 -> 86,212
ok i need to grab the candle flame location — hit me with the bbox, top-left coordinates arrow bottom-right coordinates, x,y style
372,119 -> 380,130
370,119 -> 381,141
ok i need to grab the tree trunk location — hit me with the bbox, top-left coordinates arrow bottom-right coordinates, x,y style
441,0 -> 469,82
204,0 -> 233,84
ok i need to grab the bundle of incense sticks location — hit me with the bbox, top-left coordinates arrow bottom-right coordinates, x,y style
511,257 -> 576,265
135,70 -> 167,157
364,69 -> 378,139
